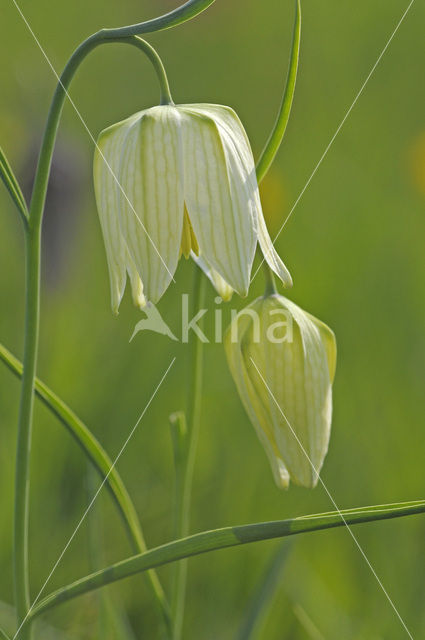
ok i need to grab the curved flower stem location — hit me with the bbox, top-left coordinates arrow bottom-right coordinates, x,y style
171,268 -> 206,640
28,35 -> 172,234
255,0 -> 301,294
133,37 -> 173,105
13,0 -> 216,631
14,226 -> 41,640
24,500 -> 425,626
15,36 -> 172,640
99,0 -> 216,39
256,0 -> 301,184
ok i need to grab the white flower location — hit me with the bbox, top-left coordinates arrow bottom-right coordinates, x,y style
93,104 -> 292,312
225,294 -> 336,489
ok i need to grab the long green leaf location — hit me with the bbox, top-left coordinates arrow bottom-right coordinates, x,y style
26,499 -> 425,624
256,0 -> 301,183
0,343 -> 170,628
0,146 -> 28,223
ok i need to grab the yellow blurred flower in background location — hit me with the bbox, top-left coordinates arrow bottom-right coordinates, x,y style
259,168 -> 289,237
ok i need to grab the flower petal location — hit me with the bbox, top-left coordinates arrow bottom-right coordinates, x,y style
190,105 -> 292,289
118,106 -> 185,304
192,252 -> 234,301
306,313 -> 337,383
180,105 -> 257,296
225,301 -> 290,488
261,297 -> 334,487
257,209 -> 293,288
225,295 -> 335,489
94,116 -> 138,313
126,252 -> 146,309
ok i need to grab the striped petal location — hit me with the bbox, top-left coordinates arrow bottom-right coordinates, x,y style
225,295 -> 336,489
225,299 -> 290,488
257,208 -> 293,288
179,105 -> 257,296
187,105 -> 292,289
117,106 -> 185,304
192,252 -> 234,301
94,115 -> 139,313
260,298 -> 332,487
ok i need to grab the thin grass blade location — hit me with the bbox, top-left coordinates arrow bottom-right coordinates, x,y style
0,146 -> 28,223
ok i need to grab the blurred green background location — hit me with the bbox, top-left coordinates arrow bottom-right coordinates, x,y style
1,0 -> 424,638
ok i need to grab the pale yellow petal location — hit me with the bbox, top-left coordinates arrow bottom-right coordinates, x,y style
179,105 -> 256,296
118,106 -> 184,304
224,302 -> 290,488
94,116 -> 138,313
192,253 -> 234,301
257,209 -> 293,288
225,295 -> 336,489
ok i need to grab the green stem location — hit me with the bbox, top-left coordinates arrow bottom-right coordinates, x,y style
99,0 -> 216,38
134,37 -> 173,105
14,36 -> 173,640
24,500 -> 425,626
29,35 -> 172,233
13,0 -> 215,629
236,543 -> 290,640
262,262 -> 277,296
14,226 -> 41,640
171,268 -> 205,639
256,0 -> 301,184
169,411 -> 188,544
255,0 -> 301,295
0,342 -> 171,633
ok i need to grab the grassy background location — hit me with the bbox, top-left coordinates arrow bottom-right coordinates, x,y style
1,0 -> 425,638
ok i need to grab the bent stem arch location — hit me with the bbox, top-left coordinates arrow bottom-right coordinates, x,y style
15,35 -> 174,639
14,1 -> 217,636
24,500 -> 425,627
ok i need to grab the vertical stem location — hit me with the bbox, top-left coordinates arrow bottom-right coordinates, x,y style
11,35 -> 176,640
10,5 -> 215,633
14,224 -> 41,640
262,263 -> 277,297
170,412 -> 187,544
172,267 -> 205,639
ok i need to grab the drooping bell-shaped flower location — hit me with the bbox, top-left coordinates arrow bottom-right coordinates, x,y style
225,294 -> 336,489
93,104 -> 292,312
